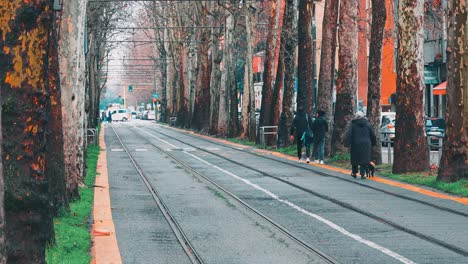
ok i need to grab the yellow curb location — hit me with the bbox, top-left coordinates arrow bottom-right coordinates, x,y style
159,124 -> 468,205
91,126 -> 122,264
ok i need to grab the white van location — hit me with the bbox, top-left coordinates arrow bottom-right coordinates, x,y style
111,109 -> 130,122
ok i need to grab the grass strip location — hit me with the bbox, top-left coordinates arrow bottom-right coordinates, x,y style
46,144 -> 100,264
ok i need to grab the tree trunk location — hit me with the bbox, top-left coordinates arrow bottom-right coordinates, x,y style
278,0 -> 297,148
1,1 -> 58,262
241,7 -> 257,141
192,35 -> 211,132
297,0 -> 315,115
367,0 -> 387,165
209,27 -> 223,135
317,0 -> 339,157
176,45 -> 189,127
332,0 -> 359,155
226,14 -> 240,138
218,15 -> 230,135
271,51 -> 285,128
59,0 -> 87,199
437,0 -> 468,181
47,11 -> 67,214
393,0 -> 429,173
259,0 -> 282,144
0,87 -> 6,263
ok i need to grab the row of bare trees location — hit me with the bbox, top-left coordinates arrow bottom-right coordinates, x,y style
137,0 -> 466,181
0,0 -> 126,262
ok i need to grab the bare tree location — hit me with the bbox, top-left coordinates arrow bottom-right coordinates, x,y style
332,0 -> 359,155
59,0 -> 87,200
278,0 -> 297,147
317,0 -> 340,157
241,4 -> 257,141
297,0 -> 314,114
367,0 -> 387,164
437,0 -> 468,181
258,0 -> 282,144
393,0 -> 429,173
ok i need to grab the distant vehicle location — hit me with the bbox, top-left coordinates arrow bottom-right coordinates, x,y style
136,112 -> 144,119
111,109 -> 130,122
380,116 -> 395,146
131,111 -> 137,119
143,110 -> 155,120
425,117 -> 445,149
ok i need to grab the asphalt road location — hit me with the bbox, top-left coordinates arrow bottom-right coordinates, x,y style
105,120 -> 468,264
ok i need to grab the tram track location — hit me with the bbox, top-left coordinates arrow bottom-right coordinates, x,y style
111,126 -> 205,264
148,123 -> 468,219
119,125 -> 342,264
136,124 -> 468,258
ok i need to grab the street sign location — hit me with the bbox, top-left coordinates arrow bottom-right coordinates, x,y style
424,66 -> 439,85
153,93 -> 159,99
129,85 -> 134,92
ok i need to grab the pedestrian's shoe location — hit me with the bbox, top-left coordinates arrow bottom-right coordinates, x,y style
319,160 -> 324,164
298,158 -> 302,162
351,173 -> 357,178
314,160 -> 320,163
361,175 -> 366,180
306,158 -> 310,163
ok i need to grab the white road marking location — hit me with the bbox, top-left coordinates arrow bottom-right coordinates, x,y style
111,149 -> 124,152
135,149 -> 148,152
185,152 -> 416,264
136,125 -> 417,264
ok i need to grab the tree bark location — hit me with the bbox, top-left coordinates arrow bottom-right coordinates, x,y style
278,0 -> 297,148
226,13 -> 240,138
0,84 -> 6,264
297,0 -> 315,115
209,26 -> 223,135
317,0 -> 339,157
1,1 -> 57,262
192,37 -> 211,132
259,0 -> 282,144
332,0 -> 359,155
393,0 -> 429,173
367,0 -> 387,165
59,0 -> 87,200
437,0 -> 468,181
241,7 -> 257,141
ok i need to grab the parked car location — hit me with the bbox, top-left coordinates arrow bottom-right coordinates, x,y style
143,110 -> 155,120
111,109 -> 130,122
425,117 -> 445,149
131,111 -> 137,119
380,112 -> 396,146
136,111 -> 144,119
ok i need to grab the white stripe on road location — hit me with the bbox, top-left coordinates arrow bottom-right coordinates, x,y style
137,126 -> 416,264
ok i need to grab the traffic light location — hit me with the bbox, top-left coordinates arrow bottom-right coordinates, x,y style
129,85 -> 133,92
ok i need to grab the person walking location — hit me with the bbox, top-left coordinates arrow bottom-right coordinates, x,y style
345,111 -> 376,179
312,110 -> 328,164
290,106 -> 313,162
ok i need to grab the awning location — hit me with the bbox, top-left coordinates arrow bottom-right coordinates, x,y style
433,81 -> 446,95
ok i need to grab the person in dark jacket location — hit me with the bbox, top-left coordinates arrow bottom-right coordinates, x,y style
290,106 -> 314,162
345,111 -> 376,179
312,110 -> 328,164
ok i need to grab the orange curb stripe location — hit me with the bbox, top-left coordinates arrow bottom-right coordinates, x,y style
91,127 -> 122,264
159,124 -> 468,205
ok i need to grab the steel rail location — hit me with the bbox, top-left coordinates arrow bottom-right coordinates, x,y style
126,125 -> 340,264
150,124 -> 468,218
139,124 -> 468,258
111,126 -> 205,264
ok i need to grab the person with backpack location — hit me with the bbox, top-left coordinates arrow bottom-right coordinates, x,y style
344,111 -> 377,179
290,106 -> 314,163
312,110 -> 328,164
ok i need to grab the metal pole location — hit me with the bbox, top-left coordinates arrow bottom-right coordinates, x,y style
387,134 -> 392,164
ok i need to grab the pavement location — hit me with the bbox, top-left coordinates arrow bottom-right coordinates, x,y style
92,120 -> 468,264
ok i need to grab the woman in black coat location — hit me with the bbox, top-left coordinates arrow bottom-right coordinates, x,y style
345,111 -> 376,178
290,106 -> 314,162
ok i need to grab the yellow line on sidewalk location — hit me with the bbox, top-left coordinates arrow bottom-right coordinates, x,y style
91,126 -> 122,264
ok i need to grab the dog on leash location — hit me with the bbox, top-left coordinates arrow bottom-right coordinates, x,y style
366,161 -> 376,177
